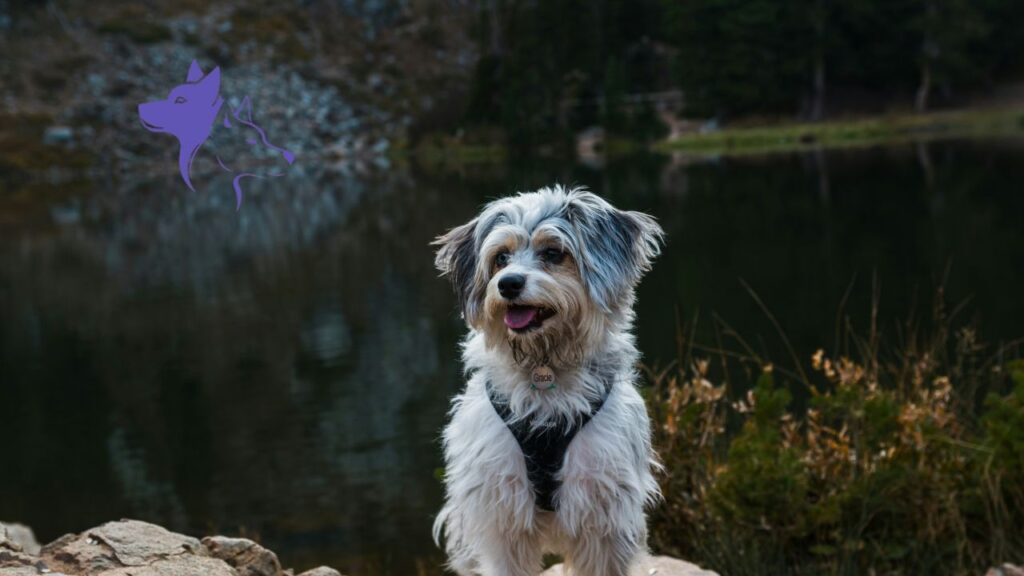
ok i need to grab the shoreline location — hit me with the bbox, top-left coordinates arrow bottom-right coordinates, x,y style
403,104 -> 1024,164
653,105 -> 1024,157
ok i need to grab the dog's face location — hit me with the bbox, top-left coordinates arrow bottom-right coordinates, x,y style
227,96 -> 297,167
434,186 -> 663,368
138,61 -> 221,138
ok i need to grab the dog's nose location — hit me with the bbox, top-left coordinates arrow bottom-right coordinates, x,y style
498,274 -> 526,300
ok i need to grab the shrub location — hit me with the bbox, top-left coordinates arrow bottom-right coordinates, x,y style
647,298 -> 1024,575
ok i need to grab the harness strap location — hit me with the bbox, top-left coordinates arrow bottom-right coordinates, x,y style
486,379 -> 609,511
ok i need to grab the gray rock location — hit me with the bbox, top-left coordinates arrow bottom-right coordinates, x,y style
41,520 -> 200,575
296,568 -> 342,576
97,554 -> 237,576
371,138 -> 390,154
201,536 -> 281,576
0,547 -> 38,570
988,564 -> 1024,576
0,566 -> 48,576
43,126 -> 74,145
90,520 -> 200,566
0,523 -> 43,575
0,523 -> 41,555
0,520 -> 347,576
541,554 -> 719,576
86,74 -> 107,94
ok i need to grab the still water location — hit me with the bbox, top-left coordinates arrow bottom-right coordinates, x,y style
2,140 -> 1023,574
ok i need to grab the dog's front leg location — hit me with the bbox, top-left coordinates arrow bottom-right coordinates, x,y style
563,530 -> 641,576
476,524 -> 543,576
557,427 -> 652,576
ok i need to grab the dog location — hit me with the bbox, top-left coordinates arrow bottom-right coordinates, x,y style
432,185 -> 664,576
138,60 -> 295,209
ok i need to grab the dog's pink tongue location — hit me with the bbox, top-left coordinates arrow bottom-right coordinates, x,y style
504,307 -> 538,329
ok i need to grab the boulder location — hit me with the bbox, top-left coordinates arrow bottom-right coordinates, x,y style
97,554 -> 236,576
41,519 -> 200,575
988,565 -> 1024,576
0,523 -> 41,555
0,547 -> 38,571
202,536 -> 281,576
541,554 -> 719,576
42,126 -> 74,145
296,568 -> 343,576
0,520 -> 347,576
0,567 -> 43,576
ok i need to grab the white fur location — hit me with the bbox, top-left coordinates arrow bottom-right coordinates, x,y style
432,186 -> 664,576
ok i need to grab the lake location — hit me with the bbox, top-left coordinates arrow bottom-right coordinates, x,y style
2,139 -> 1023,574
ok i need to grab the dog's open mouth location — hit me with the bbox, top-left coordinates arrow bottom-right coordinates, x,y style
504,305 -> 556,332
139,118 -> 164,132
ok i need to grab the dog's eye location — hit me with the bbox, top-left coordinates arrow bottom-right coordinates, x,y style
540,248 -> 565,264
494,251 -> 511,269
174,96 -> 187,104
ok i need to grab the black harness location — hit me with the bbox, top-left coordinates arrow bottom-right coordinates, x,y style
486,380 -> 609,511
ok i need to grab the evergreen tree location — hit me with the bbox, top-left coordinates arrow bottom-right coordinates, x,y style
663,0 -> 816,117
908,0 -> 987,111
463,0 -> 1023,134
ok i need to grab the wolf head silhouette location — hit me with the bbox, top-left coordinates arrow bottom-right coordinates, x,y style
224,96 -> 296,167
139,61 -> 297,209
138,61 -> 224,192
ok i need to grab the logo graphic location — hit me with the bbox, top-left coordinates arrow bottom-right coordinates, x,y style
138,60 -> 296,210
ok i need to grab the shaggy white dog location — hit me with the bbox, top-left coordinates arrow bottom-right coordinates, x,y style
432,185 -> 664,576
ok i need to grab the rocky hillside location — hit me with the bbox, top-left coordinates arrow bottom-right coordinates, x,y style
0,0 -> 477,178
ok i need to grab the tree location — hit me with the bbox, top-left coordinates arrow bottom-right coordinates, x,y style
663,0 -> 816,117
909,0 -> 987,112
464,0 -> 666,147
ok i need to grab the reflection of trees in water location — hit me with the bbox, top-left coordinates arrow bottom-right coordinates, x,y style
633,141 -> 1024,371
0,164 -> 478,573
89,166 -> 374,297
106,426 -> 189,529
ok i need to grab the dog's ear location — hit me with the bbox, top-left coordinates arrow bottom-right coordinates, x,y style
186,60 -> 204,83
194,66 -> 221,104
234,95 -> 253,122
566,192 -> 664,311
433,217 -> 482,322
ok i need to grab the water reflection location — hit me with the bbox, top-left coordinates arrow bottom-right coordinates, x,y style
1,139 -> 1023,575
0,165 -> 470,574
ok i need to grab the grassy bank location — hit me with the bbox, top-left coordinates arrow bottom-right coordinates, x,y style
645,293 -> 1024,575
654,106 -> 1024,156
406,105 -> 1024,165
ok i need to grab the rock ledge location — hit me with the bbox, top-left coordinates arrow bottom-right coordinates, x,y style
542,554 -> 718,576
0,520 -> 341,576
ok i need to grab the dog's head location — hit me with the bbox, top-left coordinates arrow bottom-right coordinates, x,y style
138,60 -> 222,138
434,186 -> 663,368
138,61 -> 224,192
225,96 -> 297,167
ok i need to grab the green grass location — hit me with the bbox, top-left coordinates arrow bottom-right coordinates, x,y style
655,107 -> 1024,156
403,106 -> 1024,164
407,130 -> 509,169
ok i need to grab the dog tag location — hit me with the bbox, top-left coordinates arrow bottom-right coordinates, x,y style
530,365 -> 556,390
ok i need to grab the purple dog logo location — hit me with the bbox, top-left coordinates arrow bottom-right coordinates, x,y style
138,60 -> 296,209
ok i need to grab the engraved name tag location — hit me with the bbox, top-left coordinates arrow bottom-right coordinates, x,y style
531,365 -> 556,388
